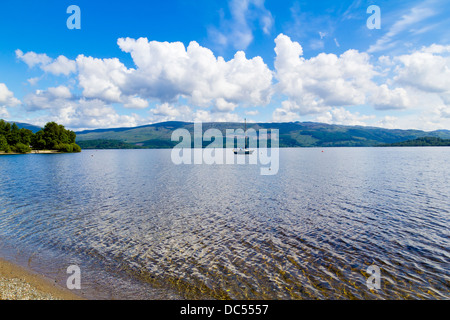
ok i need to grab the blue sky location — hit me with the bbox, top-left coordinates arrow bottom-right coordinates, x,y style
1,0 -> 450,130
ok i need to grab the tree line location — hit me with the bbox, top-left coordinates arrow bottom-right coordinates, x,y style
0,120 -> 81,153
380,136 -> 450,147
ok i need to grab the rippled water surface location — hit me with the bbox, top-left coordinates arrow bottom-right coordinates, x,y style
0,148 -> 449,299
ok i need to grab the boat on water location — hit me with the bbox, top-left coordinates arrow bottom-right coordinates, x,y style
233,118 -> 254,155
234,148 -> 254,155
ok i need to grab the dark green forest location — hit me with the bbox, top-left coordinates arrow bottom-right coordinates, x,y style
380,136 -> 450,147
0,120 -> 81,154
76,139 -> 146,149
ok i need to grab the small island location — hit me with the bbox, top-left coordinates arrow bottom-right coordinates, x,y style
0,120 -> 81,154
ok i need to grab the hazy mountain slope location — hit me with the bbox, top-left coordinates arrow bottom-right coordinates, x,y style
75,121 -> 450,148
1,120 -> 42,133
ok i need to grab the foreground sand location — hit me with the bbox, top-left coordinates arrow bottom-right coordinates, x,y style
0,258 -> 83,300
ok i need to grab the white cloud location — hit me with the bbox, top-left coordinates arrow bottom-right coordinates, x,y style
0,107 -> 9,119
272,108 -> 300,122
15,49 -> 52,68
368,4 -> 436,53
16,50 -> 76,76
334,38 -> 340,48
274,34 -> 413,118
151,103 -> 192,120
214,98 -> 237,112
42,55 -> 77,76
275,34 -> 370,112
123,96 -> 149,109
394,49 -> 450,93
315,107 -> 375,126
76,55 -> 130,103
27,77 -> 41,86
65,99 -> 142,130
245,110 -> 259,116
116,37 -> 273,107
48,86 -> 72,99
25,91 -> 143,130
208,0 -> 273,50
152,103 -> 181,117
193,109 -> 241,122
24,86 -> 73,111
271,101 -> 302,122
437,105 -> 450,118
376,116 -> 399,129
11,34 -> 450,131
0,83 -> 20,108
369,84 -> 410,110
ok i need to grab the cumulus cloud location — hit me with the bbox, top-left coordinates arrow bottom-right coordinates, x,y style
150,103 -> 192,121
315,108 -> 376,126
16,37 -> 273,128
368,84 -> 410,110
76,55 -> 129,103
0,107 -> 9,119
272,107 -> 300,122
22,86 -> 144,130
12,34 -> 450,130
116,37 -> 273,107
393,48 -> 450,93
16,50 -> 76,76
213,98 -> 237,112
193,109 -> 241,122
0,83 -> 20,108
15,49 -> 52,68
24,85 -> 72,111
274,34 -> 371,113
273,34 -> 412,121
42,55 -> 77,76
376,116 -> 399,129
57,99 -> 142,130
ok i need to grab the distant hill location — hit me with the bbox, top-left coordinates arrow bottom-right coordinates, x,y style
1,120 -> 42,133
380,137 -> 450,147
75,121 -> 450,148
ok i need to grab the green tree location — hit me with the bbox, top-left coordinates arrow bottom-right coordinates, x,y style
32,122 -> 81,152
0,135 -> 9,152
19,128 -> 33,146
8,123 -> 20,146
12,142 -> 31,154
0,120 -> 8,136
31,131 -> 46,149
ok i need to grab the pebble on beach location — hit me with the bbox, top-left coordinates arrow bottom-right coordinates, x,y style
0,277 -> 58,300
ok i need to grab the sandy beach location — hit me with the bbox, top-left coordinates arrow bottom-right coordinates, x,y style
0,150 -> 61,155
0,258 -> 83,300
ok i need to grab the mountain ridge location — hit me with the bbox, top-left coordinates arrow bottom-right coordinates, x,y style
4,119 -> 450,148
74,121 -> 450,148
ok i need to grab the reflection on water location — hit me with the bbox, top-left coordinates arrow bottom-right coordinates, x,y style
0,148 -> 449,299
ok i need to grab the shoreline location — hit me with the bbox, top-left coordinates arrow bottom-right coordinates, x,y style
0,150 -> 61,155
0,257 -> 84,300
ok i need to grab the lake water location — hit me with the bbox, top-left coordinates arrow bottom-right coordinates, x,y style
0,148 -> 449,299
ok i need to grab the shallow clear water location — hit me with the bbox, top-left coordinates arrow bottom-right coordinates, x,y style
0,148 -> 449,299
